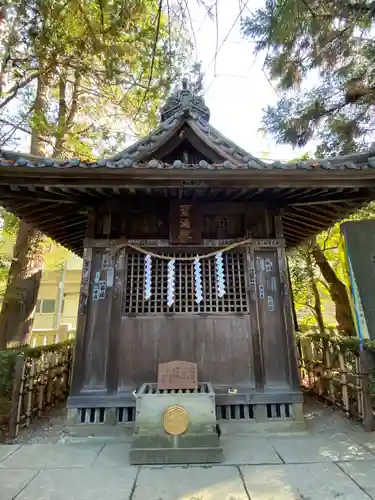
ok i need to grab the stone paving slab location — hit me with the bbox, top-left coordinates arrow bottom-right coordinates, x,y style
268,433 -> 374,463
0,469 -> 38,500
0,444 -> 20,463
15,467 -> 138,500
93,442 -> 131,467
337,461 -> 375,499
362,441 -> 375,455
349,435 -> 375,456
221,436 -> 282,465
91,436 -> 282,468
132,465 -> 248,500
241,462 -> 371,500
0,443 -> 102,469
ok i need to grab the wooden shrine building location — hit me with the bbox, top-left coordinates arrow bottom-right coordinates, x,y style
1,80 -> 375,425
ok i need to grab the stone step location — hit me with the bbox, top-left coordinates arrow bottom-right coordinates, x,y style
130,446 -> 224,465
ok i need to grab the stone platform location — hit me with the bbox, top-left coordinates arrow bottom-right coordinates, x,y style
130,382 -> 223,464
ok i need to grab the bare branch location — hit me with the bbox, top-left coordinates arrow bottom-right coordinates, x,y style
0,71 -> 41,110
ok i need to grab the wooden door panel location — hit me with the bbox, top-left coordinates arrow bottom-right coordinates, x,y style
116,315 -> 255,390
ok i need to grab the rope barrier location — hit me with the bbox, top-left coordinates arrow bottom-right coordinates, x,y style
113,238 -> 253,261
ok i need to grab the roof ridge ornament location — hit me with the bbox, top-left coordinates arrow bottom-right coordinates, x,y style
160,78 -> 210,123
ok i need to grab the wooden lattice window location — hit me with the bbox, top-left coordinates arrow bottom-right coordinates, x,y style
121,251 -> 249,315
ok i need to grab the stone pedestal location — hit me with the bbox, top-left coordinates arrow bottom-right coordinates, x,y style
130,382 -> 223,465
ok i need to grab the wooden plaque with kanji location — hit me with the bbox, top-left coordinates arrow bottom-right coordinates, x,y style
157,360 -> 198,390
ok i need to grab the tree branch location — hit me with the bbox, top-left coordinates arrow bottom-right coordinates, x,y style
0,2 -> 24,96
0,71 -> 41,110
66,70 -> 81,125
53,73 -> 67,155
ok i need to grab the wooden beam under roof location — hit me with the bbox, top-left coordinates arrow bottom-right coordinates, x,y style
0,181 -> 374,254
281,221 -> 312,239
292,206 -> 334,224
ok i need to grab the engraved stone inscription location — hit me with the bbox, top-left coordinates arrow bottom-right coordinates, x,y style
158,360 -> 198,390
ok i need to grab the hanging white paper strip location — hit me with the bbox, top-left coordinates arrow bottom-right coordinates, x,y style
215,252 -> 226,298
144,254 -> 152,300
167,259 -> 176,307
194,258 -> 203,304
106,267 -> 114,287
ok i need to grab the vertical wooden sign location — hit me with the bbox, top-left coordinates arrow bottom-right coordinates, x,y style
169,200 -> 201,244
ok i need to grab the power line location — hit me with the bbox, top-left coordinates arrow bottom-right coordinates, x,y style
204,0 -> 250,94
132,0 -> 163,122
205,0 -> 250,73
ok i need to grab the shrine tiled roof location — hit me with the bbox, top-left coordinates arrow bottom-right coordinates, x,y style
0,79 -> 375,257
1,138 -> 375,171
1,78 -> 375,171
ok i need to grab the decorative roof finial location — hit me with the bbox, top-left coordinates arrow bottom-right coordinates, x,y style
160,78 -> 210,123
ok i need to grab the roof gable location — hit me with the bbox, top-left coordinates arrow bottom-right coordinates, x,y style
1,79 -> 375,173
108,81 -> 266,168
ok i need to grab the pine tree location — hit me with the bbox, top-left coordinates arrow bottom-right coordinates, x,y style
241,0 -> 375,156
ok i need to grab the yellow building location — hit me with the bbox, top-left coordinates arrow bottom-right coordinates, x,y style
0,236 -> 82,344
32,254 -> 82,342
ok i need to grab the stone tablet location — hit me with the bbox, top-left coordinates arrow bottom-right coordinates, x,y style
158,361 -> 198,390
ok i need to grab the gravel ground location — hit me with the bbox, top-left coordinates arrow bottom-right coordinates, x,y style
8,404 -> 69,444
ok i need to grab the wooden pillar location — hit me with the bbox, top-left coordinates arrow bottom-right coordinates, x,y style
69,244 -> 93,395
81,247 -> 114,391
246,246 -> 264,390
68,209 -> 96,396
106,248 -> 125,394
277,245 -> 301,391
254,244 -> 290,389
275,210 -> 300,391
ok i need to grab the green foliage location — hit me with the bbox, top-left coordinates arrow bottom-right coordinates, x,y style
296,329 -> 375,353
241,0 -> 375,155
0,0 -> 191,342
289,201 -> 375,329
0,208 -> 19,300
0,0 -> 191,155
0,349 -> 17,400
289,245 -> 318,318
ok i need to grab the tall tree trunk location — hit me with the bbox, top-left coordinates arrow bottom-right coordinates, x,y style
0,75 -> 47,349
0,224 -> 44,348
312,242 -> 355,336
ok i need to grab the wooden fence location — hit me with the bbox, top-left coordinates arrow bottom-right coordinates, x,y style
297,330 -> 375,432
7,341 -> 74,439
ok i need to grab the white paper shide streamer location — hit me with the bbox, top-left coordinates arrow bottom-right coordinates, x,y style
215,252 -> 226,298
144,254 -> 152,300
194,258 -> 203,304
167,259 -> 176,307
